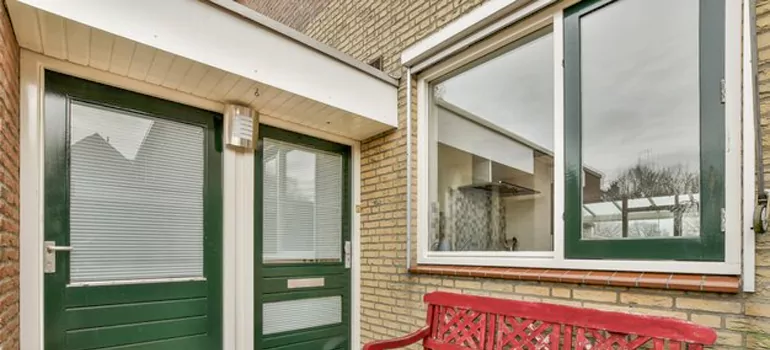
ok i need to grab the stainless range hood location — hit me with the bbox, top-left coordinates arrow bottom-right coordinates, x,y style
457,155 -> 539,197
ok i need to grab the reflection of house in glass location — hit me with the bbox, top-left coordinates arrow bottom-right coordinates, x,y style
582,166 -> 701,240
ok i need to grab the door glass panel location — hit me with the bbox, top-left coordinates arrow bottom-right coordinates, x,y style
579,0 -> 701,239
262,296 -> 342,335
262,139 -> 343,263
69,102 -> 205,283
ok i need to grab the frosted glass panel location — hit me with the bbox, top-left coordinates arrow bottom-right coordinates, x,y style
69,102 -> 205,283
263,296 -> 342,335
263,139 -> 343,263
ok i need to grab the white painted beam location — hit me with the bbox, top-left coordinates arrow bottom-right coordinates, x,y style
17,0 -> 398,128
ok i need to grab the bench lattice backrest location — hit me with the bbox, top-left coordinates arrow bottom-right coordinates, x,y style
424,292 -> 716,350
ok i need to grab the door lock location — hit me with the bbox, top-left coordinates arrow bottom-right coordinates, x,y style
44,241 -> 73,274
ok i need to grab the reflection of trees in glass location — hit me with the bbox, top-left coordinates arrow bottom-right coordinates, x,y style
602,162 -> 699,200
588,162 -> 700,239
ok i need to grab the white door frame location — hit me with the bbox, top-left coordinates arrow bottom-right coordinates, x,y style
19,49 -> 362,350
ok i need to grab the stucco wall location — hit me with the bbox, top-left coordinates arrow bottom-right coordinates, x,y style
0,0 -> 20,349
246,0 -> 770,348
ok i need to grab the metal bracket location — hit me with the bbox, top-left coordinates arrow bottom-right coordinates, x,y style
754,190 -> 770,234
721,208 -> 726,233
720,78 -> 726,104
344,241 -> 351,269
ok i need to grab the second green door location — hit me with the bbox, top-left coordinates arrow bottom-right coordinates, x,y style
255,126 -> 352,350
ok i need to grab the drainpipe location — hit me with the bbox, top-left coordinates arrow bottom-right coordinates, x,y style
406,67 -> 413,271
749,0 -> 769,234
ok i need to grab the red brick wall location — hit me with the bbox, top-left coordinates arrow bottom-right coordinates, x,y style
0,0 -> 19,349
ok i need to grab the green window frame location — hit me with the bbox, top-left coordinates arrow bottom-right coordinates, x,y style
563,0 -> 726,261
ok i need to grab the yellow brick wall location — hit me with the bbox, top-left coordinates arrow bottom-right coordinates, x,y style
247,0 -> 770,348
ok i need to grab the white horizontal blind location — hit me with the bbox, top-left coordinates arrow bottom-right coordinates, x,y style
262,296 -> 342,335
262,139 -> 343,263
69,102 -> 205,283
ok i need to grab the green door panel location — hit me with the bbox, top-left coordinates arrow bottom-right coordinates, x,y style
65,297 -> 208,329
64,281 -> 208,307
44,71 -> 222,350
255,125 -> 352,350
77,335 -> 210,350
66,316 -> 208,350
261,325 -> 348,349
267,336 -> 347,350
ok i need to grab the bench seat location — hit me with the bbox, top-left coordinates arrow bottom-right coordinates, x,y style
362,291 -> 716,349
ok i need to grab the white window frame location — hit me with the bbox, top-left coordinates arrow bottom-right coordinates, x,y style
415,0 -> 743,275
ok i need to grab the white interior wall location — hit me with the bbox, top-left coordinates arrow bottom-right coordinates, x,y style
504,157 -> 553,251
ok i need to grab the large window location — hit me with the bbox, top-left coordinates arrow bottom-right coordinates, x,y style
423,0 -> 736,269
430,28 -> 554,254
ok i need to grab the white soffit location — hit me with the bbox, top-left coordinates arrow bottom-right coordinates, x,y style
14,0 -> 398,131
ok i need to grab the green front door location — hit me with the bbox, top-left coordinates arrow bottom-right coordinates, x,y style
43,71 -> 223,350
255,126 -> 351,350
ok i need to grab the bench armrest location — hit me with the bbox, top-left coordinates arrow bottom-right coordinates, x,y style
362,326 -> 431,350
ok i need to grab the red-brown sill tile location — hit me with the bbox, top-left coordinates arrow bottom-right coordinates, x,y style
561,270 -> 591,284
668,274 -> 705,291
454,266 -> 477,277
609,272 -> 642,287
702,275 -> 741,293
538,269 -> 567,282
411,266 -> 442,275
495,268 -> 528,280
583,271 -> 615,286
517,269 -> 543,281
409,265 -> 741,293
475,267 -> 500,278
410,265 -> 435,273
638,273 -> 672,289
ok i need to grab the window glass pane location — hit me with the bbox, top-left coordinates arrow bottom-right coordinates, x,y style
579,0 -> 700,240
69,102 -> 205,283
263,139 -> 343,263
432,30 -> 554,252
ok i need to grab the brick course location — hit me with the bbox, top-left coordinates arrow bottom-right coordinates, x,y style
245,0 -> 770,348
0,0 -> 19,349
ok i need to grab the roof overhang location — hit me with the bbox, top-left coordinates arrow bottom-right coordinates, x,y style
9,0 -> 398,140
401,0 -> 556,73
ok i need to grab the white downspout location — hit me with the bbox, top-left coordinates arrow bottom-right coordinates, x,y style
744,0 -> 760,292
406,67 -> 413,271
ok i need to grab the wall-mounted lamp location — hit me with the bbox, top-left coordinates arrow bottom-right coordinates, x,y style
223,104 -> 258,151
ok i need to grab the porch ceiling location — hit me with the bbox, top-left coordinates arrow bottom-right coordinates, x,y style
7,0 -> 398,141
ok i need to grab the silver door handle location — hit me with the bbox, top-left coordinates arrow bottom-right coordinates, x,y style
46,245 -> 73,252
44,241 -> 72,274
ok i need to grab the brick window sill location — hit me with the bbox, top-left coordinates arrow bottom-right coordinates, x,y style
409,265 -> 741,293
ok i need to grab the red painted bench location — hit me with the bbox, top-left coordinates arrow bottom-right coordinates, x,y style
363,291 -> 716,349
